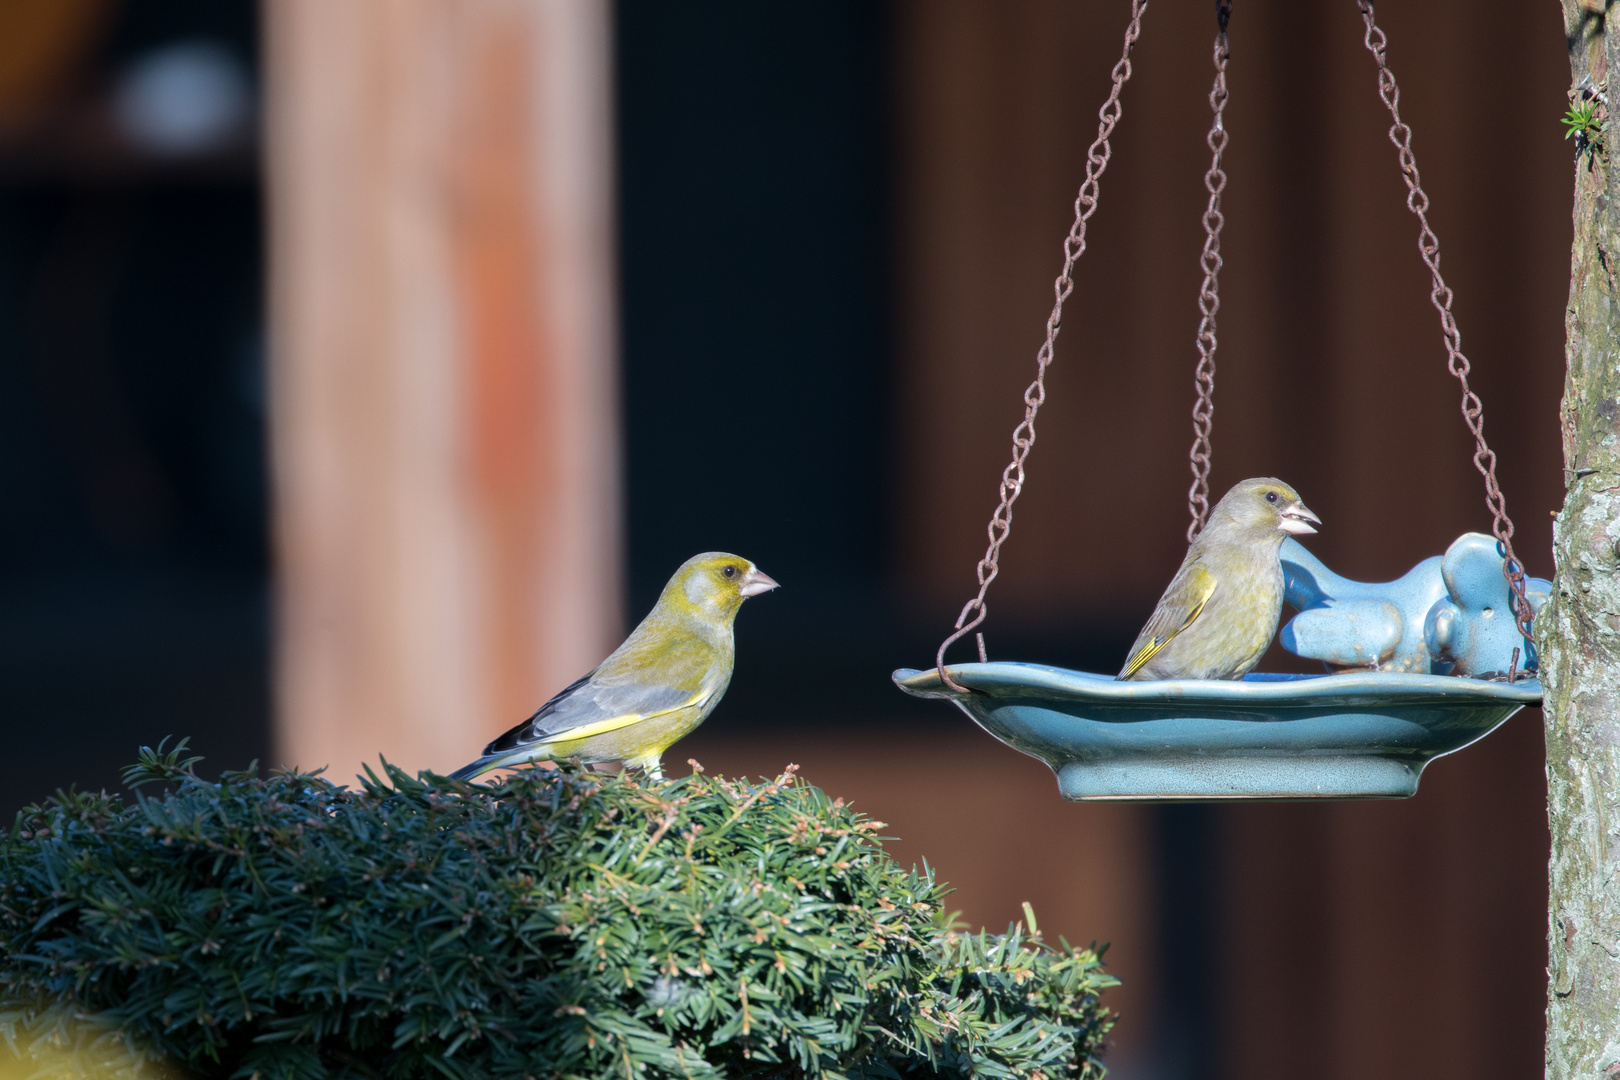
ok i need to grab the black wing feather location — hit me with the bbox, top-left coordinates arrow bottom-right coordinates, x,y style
482,668 -> 597,755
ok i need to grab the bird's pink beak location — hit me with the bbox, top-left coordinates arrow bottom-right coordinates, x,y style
1279,504 -> 1322,536
739,568 -> 780,597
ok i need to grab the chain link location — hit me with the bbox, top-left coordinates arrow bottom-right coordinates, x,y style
1187,1 -> 1233,543
1356,0 -> 1536,655
935,0 -> 1149,692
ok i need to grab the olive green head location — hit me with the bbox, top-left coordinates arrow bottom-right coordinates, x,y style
660,552 -> 780,623
1208,477 -> 1321,541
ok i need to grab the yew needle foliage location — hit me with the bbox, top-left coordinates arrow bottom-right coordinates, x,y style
0,743 -> 1116,1080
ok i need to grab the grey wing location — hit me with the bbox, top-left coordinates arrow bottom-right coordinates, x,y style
1118,562 -> 1218,679
480,669 -> 702,756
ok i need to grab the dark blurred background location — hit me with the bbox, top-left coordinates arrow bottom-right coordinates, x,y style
0,0 -> 266,806
0,2 -> 1570,1078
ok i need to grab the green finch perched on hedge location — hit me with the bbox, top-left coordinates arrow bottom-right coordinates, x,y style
1118,478 -> 1320,681
450,552 -> 778,782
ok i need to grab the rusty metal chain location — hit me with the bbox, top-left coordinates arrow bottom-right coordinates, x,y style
1187,0 -> 1233,543
935,0 -> 1149,693
1356,0 -> 1536,656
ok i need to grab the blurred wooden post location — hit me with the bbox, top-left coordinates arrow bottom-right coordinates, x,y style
265,1 -> 620,779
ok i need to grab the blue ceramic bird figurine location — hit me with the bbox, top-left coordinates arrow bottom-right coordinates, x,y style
1279,532 -> 1549,678
1424,533 -> 1551,676
1278,541 -> 1446,673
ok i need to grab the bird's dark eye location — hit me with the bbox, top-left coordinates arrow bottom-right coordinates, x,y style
723,566 -> 737,578
1265,491 -> 1278,504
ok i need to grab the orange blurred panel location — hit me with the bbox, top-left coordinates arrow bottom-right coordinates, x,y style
266,0 -> 620,780
0,0 -> 110,137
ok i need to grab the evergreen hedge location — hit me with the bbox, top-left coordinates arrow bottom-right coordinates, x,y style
0,743 -> 1116,1079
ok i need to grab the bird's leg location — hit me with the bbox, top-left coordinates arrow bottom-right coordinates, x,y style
625,755 -> 665,782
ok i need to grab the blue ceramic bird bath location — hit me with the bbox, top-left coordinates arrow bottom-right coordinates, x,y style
892,663 -> 1540,801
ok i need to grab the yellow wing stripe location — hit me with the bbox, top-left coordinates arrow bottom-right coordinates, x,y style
539,694 -> 704,745
1119,590 -> 1213,679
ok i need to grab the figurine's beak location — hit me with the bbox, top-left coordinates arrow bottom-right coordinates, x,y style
1279,503 -> 1322,536
740,568 -> 780,597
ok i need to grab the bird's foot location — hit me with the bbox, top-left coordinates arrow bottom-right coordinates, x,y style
624,755 -> 665,782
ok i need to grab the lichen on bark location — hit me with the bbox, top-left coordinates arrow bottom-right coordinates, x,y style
1546,4 -> 1620,1076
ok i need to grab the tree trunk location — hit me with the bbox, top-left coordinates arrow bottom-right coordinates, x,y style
1546,5 -> 1620,1075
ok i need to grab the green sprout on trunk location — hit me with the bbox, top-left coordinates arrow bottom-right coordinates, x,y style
1564,98 -> 1606,160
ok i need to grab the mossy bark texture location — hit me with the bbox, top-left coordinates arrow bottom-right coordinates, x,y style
1548,5 -> 1620,1075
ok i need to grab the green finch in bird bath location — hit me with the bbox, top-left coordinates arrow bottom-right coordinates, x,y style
450,552 -> 779,782
1119,478 -> 1319,681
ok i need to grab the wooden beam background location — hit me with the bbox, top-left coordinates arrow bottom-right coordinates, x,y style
266,0 -> 619,780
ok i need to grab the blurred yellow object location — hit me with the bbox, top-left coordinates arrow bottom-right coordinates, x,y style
0,0 -> 111,137
0,1033 -> 170,1080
